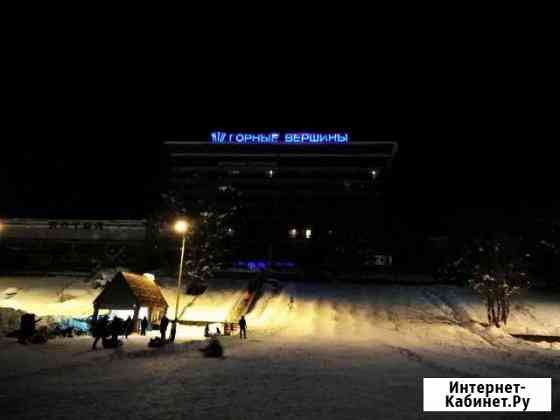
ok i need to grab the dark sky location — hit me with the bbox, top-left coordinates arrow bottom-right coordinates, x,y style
1,53 -> 556,234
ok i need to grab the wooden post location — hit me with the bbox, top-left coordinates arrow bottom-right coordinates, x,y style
132,304 -> 140,334
147,307 -> 153,329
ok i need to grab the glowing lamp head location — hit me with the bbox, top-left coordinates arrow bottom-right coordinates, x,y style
174,220 -> 189,234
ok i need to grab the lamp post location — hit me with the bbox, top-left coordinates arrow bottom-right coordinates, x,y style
174,220 -> 189,322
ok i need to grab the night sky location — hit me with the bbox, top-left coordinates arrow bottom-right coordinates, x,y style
1,64 -> 556,236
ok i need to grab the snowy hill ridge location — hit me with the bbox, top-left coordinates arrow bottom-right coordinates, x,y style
2,276 -> 558,346
245,283 -> 560,344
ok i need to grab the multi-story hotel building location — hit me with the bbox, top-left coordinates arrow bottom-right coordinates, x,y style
163,132 -> 398,272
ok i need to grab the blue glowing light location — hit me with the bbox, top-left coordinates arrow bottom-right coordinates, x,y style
210,131 -> 349,145
234,260 -> 296,271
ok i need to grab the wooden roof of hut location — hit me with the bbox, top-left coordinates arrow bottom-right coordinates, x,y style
94,272 -> 168,309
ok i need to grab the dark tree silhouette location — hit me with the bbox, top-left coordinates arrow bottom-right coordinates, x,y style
160,185 -> 243,296
438,237 -> 530,328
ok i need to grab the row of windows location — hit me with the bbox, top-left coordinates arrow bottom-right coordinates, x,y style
288,228 -> 313,239
286,228 -> 371,240
172,167 -> 379,180
228,228 -> 381,242
172,179 -> 380,195
228,168 -> 377,178
263,169 -> 377,180
165,142 -> 396,155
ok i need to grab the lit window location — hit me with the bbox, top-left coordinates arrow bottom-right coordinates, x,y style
305,229 -> 312,239
288,228 -> 297,239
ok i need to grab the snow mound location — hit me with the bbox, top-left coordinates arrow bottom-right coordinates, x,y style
0,276 -> 99,318
3,287 -> 19,299
0,307 -> 26,333
163,278 -> 248,321
62,288 -> 90,297
485,325 -> 511,338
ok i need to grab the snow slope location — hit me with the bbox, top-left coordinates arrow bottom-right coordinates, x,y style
0,276 -> 99,329
2,276 -> 560,419
0,276 -> 248,324
160,277 -> 248,322
247,282 -> 560,341
2,275 -> 559,342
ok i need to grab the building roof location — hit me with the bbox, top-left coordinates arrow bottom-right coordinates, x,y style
122,272 -> 168,308
0,219 -> 147,242
94,272 -> 168,309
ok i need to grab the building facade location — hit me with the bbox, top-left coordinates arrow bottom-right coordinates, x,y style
163,132 -> 398,273
0,219 -> 149,273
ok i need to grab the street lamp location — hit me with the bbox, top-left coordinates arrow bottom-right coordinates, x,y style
174,219 -> 189,322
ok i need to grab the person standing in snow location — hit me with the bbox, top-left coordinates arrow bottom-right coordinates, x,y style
160,315 -> 169,342
124,316 -> 132,339
239,315 -> 247,339
110,316 -> 123,346
140,317 -> 148,336
92,315 -> 109,350
19,314 -> 41,344
170,319 -> 177,342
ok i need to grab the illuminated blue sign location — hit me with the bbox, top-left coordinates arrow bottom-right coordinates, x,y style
234,260 -> 296,271
210,131 -> 349,145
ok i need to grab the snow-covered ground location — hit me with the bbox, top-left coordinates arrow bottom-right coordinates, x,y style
0,275 -> 249,330
1,276 -> 559,419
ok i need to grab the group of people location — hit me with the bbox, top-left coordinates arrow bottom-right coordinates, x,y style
92,313 -> 248,350
91,314 -> 151,349
203,316 -> 248,339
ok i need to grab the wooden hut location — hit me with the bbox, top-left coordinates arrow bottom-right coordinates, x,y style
93,272 -> 168,331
